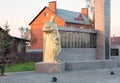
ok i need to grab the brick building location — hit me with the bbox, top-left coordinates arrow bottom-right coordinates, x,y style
29,0 -> 111,61
29,1 -> 92,49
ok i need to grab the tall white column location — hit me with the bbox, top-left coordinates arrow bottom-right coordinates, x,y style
95,0 -> 111,59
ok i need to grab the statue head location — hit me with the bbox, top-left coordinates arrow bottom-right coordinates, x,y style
50,15 -> 56,23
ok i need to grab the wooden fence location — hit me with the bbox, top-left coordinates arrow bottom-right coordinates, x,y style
11,52 -> 43,64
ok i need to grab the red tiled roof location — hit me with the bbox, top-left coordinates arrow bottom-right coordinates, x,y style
29,7 -> 91,25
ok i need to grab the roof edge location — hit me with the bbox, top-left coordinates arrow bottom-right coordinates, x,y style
29,6 -> 65,25
29,6 -> 47,25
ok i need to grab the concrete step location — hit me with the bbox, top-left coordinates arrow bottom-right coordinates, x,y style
65,60 -> 119,71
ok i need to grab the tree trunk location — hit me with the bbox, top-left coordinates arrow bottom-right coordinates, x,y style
1,64 -> 5,75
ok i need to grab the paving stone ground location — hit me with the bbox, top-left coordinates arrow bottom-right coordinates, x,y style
0,68 -> 120,83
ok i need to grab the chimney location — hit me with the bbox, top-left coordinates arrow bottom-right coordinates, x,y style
49,1 -> 56,13
81,8 -> 88,17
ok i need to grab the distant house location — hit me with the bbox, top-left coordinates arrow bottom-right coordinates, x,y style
0,27 -> 27,54
29,1 -> 92,49
111,36 -> 120,45
111,36 -> 120,59
12,37 -> 28,54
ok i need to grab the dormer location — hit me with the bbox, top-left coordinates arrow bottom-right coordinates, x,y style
75,13 -> 84,21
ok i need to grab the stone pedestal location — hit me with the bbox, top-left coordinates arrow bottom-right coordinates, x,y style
35,62 -> 65,73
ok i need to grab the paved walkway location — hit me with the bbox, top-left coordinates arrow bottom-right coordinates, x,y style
0,68 -> 120,83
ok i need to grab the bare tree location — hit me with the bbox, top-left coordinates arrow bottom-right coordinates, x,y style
19,27 -> 31,49
19,27 -> 37,45
19,27 -> 24,38
19,27 -> 31,40
86,0 -> 95,27
24,28 -> 31,40
30,31 -> 37,44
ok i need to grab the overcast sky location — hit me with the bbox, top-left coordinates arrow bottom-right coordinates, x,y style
0,0 -> 119,37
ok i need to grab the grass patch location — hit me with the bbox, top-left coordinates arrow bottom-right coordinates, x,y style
5,62 -> 35,72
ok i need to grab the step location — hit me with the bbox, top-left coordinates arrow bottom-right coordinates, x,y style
65,60 -> 119,71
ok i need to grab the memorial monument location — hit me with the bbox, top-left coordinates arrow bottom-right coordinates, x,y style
43,16 -> 61,63
35,16 -> 64,73
35,0 -> 112,73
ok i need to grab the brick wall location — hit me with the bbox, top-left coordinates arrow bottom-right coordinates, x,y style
30,7 -> 65,49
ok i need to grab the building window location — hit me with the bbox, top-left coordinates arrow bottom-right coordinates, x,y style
59,31 -> 97,48
111,49 -> 119,56
44,12 -> 49,17
90,33 -> 97,48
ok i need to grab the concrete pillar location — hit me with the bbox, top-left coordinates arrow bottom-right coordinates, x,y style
69,32 -> 73,48
60,31 -> 63,48
67,32 -> 70,47
75,32 -> 78,48
63,32 -> 66,48
95,0 -> 111,59
66,32 -> 69,48
72,32 -> 75,48
78,32 -> 80,48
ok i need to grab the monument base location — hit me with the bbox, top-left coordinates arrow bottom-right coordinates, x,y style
35,62 -> 65,73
